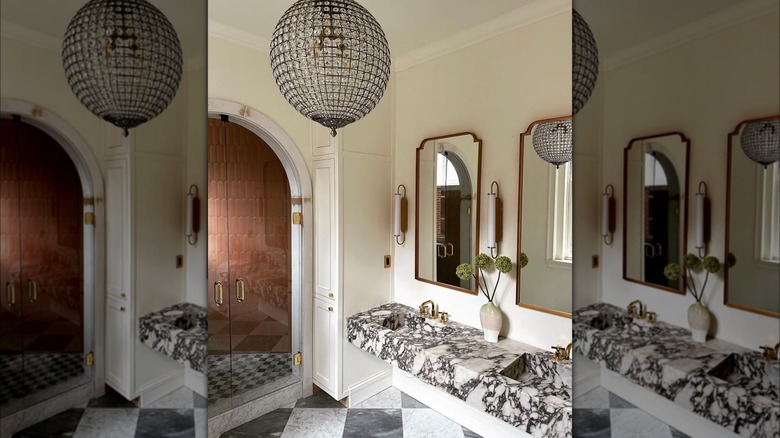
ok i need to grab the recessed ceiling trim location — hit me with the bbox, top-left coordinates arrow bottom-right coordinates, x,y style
394,0 -> 569,72
602,0 -> 779,72
0,18 -> 60,52
209,18 -> 271,52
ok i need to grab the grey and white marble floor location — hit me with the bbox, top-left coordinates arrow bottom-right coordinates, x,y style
12,386 -> 207,438
220,386 -> 480,438
573,387 -> 690,438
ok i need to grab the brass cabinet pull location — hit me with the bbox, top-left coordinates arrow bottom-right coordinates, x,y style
214,281 -> 224,306
236,278 -> 245,303
328,306 -> 333,312
328,292 -> 334,298
27,279 -> 37,303
6,282 -> 15,306
120,292 -> 126,299
120,306 -> 126,312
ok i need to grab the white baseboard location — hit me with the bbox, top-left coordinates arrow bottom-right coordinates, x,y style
600,367 -> 739,438
138,369 -> 184,407
347,367 -> 392,408
391,367 -> 530,438
572,353 -> 601,398
184,367 -> 207,398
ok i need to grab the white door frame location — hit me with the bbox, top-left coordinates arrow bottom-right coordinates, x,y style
1,98 -> 106,398
207,98 -> 313,397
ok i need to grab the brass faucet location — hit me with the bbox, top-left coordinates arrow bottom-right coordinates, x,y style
627,300 -> 646,319
647,311 -> 657,324
759,343 -> 780,362
552,344 -> 571,362
419,300 -> 437,318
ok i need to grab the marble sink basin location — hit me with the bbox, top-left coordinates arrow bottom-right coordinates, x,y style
379,311 -> 423,331
501,353 -> 572,389
588,311 -> 632,331
708,353 -> 780,398
378,311 -> 459,337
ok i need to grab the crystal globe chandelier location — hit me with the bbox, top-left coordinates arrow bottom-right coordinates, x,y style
741,120 -> 779,167
270,0 -> 391,137
532,120 -> 572,168
573,9 -> 599,115
62,0 -> 183,136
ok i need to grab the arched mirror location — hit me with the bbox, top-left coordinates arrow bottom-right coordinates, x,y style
623,132 -> 689,293
416,132 -> 481,294
725,116 -> 780,318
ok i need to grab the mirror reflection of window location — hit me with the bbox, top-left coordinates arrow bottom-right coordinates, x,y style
759,161 -> 780,263
434,150 -> 472,289
549,161 -> 573,263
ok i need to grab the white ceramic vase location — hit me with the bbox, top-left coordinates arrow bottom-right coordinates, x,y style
480,301 -> 502,343
687,302 -> 710,343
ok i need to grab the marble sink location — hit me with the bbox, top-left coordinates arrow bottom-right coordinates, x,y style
139,303 -> 207,373
502,353 -> 572,390
708,353 -> 780,397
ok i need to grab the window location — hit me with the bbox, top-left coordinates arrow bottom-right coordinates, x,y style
758,161 -> 780,263
548,161 -> 573,265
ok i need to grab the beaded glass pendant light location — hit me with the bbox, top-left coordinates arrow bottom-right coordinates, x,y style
62,0 -> 183,136
532,120 -> 572,168
270,0 -> 391,137
740,120 -> 780,167
573,9 -> 599,115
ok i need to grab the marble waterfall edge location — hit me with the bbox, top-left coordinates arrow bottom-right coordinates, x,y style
347,302 -> 572,438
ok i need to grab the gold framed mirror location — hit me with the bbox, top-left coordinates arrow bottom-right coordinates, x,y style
725,115 -> 780,318
415,132 -> 482,294
623,132 -> 690,294
517,116 -> 572,317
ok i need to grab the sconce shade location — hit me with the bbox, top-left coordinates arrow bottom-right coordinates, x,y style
694,182 -> 709,256
487,193 -> 497,249
601,184 -> 615,245
740,120 -> 780,167
393,193 -> 403,237
62,0 -> 183,136
393,185 -> 407,245
270,0 -> 391,137
573,9 -> 599,115
532,119 -> 572,168
186,185 -> 200,245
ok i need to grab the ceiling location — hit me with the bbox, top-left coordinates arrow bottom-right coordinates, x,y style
0,0 -> 206,61
208,0 -> 538,58
575,0 -> 762,59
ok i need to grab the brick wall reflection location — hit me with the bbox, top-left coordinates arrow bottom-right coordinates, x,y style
1,119 -> 84,354
208,119 -> 292,355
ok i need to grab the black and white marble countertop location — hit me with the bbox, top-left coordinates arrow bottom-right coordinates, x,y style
139,303 -> 207,373
347,302 -> 572,437
573,302 -> 780,438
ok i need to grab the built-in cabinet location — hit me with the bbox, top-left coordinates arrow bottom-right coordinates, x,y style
103,124 -> 186,403
310,123 -> 394,400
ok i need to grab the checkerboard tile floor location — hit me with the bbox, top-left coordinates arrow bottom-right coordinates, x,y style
0,353 -> 84,406
573,386 -> 691,438
220,386 -> 482,438
12,386 -> 207,438
207,353 -> 291,404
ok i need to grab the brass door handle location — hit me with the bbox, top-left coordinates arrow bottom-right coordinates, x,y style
214,281 -> 223,306
236,278 -> 245,303
27,279 -> 37,303
6,282 -> 15,306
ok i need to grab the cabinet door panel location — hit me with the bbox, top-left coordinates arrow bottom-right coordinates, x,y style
105,297 -> 131,397
314,159 -> 337,302
313,297 -> 336,393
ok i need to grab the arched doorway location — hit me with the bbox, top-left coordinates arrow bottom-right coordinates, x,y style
206,99 -> 313,419
0,100 -> 105,419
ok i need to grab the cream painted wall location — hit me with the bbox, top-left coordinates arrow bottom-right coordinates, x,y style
185,67 -> 208,307
0,36 -> 104,170
393,12 -> 573,349
598,12 -> 780,348
207,36 -> 312,175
